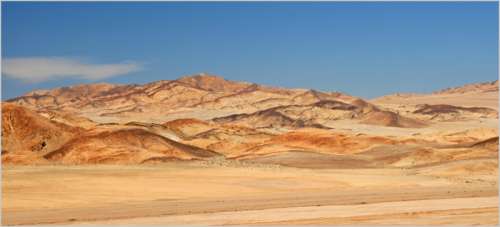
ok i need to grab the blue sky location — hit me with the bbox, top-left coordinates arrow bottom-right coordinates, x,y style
2,2 -> 498,99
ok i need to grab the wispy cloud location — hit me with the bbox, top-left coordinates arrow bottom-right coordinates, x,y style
2,57 -> 142,83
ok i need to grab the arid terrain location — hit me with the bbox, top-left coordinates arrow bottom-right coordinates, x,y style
2,74 -> 498,225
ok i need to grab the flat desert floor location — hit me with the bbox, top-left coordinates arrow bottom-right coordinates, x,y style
3,163 -> 498,225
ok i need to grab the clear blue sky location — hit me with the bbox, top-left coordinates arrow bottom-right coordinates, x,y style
2,2 -> 498,99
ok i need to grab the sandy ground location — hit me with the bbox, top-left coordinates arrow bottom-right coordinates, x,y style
2,164 -> 497,225
82,197 -> 499,225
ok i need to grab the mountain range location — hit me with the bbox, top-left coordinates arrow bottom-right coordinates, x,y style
2,73 -> 498,168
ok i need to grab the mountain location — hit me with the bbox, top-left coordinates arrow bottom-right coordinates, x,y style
433,80 -> 499,95
9,73 -> 416,128
176,73 -> 252,92
2,74 -> 498,168
2,102 -> 220,165
1,103 -> 81,164
213,106 -> 329,130
8,74 -> 355,124
213,98 -> 427,129
372,80 -> 499,110
44,128 -> 220,164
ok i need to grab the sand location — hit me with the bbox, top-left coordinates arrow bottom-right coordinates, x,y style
3,164 -> 497,225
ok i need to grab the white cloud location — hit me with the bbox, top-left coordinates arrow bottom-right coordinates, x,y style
2,57 -> 141,83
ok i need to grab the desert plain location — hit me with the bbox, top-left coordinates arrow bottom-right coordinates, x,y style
2,74 -> 498,225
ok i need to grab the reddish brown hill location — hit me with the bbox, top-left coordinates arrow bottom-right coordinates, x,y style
212,107 -> 328,129
349,98 -> 428,128
213,99 -> 426,129
249,129 -> 399,157
313,100 -> 358,111
183,124 -> 274,157
44,128 -> 220,164
1,103 -> 81,164
1,102 -> 220,165
361,110 -> 428,128
350,98 -> 380,112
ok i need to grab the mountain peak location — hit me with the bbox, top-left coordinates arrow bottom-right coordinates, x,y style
176,73 -> 250,92
180,72 -> 223,80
